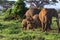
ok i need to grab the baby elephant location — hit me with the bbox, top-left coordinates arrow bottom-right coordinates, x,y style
21,19 -> 27,30
27,20 -> 36,30
22,19 -> 36,30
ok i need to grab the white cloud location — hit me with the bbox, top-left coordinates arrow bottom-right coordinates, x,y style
25,1 -> 60,10
0,5 -> 3,10
44,1 -> 60,10
8,0 -> 17,1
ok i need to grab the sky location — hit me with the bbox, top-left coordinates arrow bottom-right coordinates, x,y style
25,0 -> 60,10
0,6 -> 3,10
0,0 -> 60,10
44,1 -> 60,10
8,0 -> 60,10
8,0 -> 17,1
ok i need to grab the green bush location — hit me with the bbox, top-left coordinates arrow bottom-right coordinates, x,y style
4,8 -> 14,20
12,0 -> 28,18
4,0 -> 28,20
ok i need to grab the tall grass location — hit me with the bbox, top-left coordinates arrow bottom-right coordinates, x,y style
0,11 -> 60,40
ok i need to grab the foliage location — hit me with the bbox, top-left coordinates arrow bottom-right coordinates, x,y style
0,16 -> 60,40
12,0 -> 28,18
0,1 -> 60,40
4,0 -> 28,20
3,8 -> 16,20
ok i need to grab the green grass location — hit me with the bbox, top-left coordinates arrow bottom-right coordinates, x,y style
0,12 -> 60,40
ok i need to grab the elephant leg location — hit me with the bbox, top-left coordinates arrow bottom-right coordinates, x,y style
56,18 -> 60,33
41,22 -> 44,32
47,17 -> 52,30
44,16 -> 47,32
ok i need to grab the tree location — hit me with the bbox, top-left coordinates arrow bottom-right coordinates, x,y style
52,0 -> 58,2
12,0 -> 28,18
4,0 -> 28,20
24,0 -> 58,8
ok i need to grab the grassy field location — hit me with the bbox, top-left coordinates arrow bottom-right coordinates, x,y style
0,11 -> 60,40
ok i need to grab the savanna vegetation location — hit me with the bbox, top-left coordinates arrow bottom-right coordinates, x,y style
0,0 -> 60,40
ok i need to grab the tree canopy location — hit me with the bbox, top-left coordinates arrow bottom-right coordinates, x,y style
12,0 -> 28,18
4,0 -> 28,20
24,0 -> 59,8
